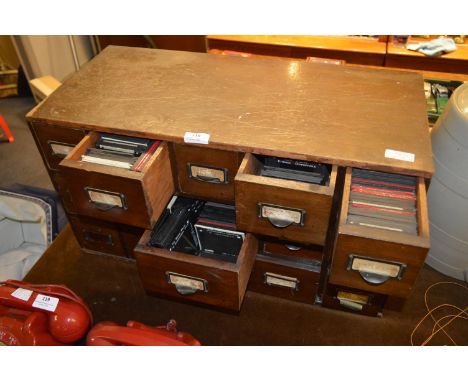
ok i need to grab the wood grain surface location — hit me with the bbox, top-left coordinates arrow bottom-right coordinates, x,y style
27,46 -> 433,178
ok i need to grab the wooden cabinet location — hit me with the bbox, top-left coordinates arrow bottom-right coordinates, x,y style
26,46 -> 433,315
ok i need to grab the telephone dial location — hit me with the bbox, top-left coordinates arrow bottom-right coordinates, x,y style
87,319 -> 200,346
0,280 -> 92,345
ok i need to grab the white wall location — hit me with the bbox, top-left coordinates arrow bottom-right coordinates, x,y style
12,35 -> 94,82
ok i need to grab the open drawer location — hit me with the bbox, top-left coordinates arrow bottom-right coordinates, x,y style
58,132 -> 174,229
235,153 -> 337,245
134,230 -> 258,311
329,168 -> 430,298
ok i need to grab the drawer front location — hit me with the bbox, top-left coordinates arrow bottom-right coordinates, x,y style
135,231 -> 258,311
29,122 -> 86,170
60,172 -> 152,228
248,254 -> 320,304
68,215 -> 126,257
235,153 -> 336,246
322,283 -> 386,317
330,234 -> 428,298
262,240 -> 323,262
236,181 -> 334,245
173,144 -> 242,202
59,136 -> 174,229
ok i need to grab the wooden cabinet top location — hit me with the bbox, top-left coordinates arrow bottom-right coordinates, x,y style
27,46 -> 434,178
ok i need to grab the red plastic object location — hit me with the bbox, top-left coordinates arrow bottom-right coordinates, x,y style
0,280 -> 92,345
87,319 -> 201,346
0,114 -> 14,143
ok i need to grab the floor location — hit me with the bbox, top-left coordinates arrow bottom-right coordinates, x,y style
2,95 -> 467,345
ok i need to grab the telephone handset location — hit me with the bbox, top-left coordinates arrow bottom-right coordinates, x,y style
0,279 -> 92,345
87,319 -> 201,346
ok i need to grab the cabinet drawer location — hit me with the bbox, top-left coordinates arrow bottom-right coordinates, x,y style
134,231 -> 258,311
322,283 -> 386,317
248,253 -> 321,304
329,168 -> 430,298
172,144 -> 243,203
262,239 -> 323,262
235,153 -> 337,245
58,132 -> 175,229
68,215 -> 126,257
29,122 -> 86,171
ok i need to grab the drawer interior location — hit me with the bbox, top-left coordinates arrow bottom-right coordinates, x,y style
236,153 -> 337,192
61,131 -> 161,177
339,167 -> 430,246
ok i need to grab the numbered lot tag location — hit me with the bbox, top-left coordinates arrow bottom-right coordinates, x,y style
184,132 -> 210,145
32,294 -> 60,312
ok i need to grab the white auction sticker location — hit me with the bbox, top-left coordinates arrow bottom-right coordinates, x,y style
32,294 -> 60,312
184,132 -> 210,145
385,149 -> 415,163
11,288 -> 33,302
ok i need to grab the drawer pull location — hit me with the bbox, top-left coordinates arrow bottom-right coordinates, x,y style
188,163 -> 228,184
83,230 -> 114,246
85,187 -> 127,210
258,203 -> 305,229
264,272 -> 300,291
337,291 -> 368,311
48,140 -> 74,157
285,244 -> 302,251
347,254 -> 406,285
166,272 -> 208,295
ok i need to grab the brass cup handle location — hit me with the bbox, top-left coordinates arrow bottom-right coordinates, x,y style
358,271 -> 390,285
174,285 -> 199,295
267,217 -> 294,229
91,201 -> 117,211
194,175 -> 223,184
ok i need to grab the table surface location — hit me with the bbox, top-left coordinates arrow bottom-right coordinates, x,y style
28,46 -> 433,178
207,35 -> 387,54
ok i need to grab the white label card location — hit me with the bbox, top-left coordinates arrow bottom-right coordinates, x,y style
11,288 -> 33,302
87,190 -> 123,208
32,294 -> 60,312
184,132 -> 210,145
385,149 -> 415,163
168,274 -> 206,292
265,273 -> 298,289
351,258 -> 401,278
261,205 -> 302,224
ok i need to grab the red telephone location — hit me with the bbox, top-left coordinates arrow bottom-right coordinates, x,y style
0,280 -> 92,345
87,319 -> 201,346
